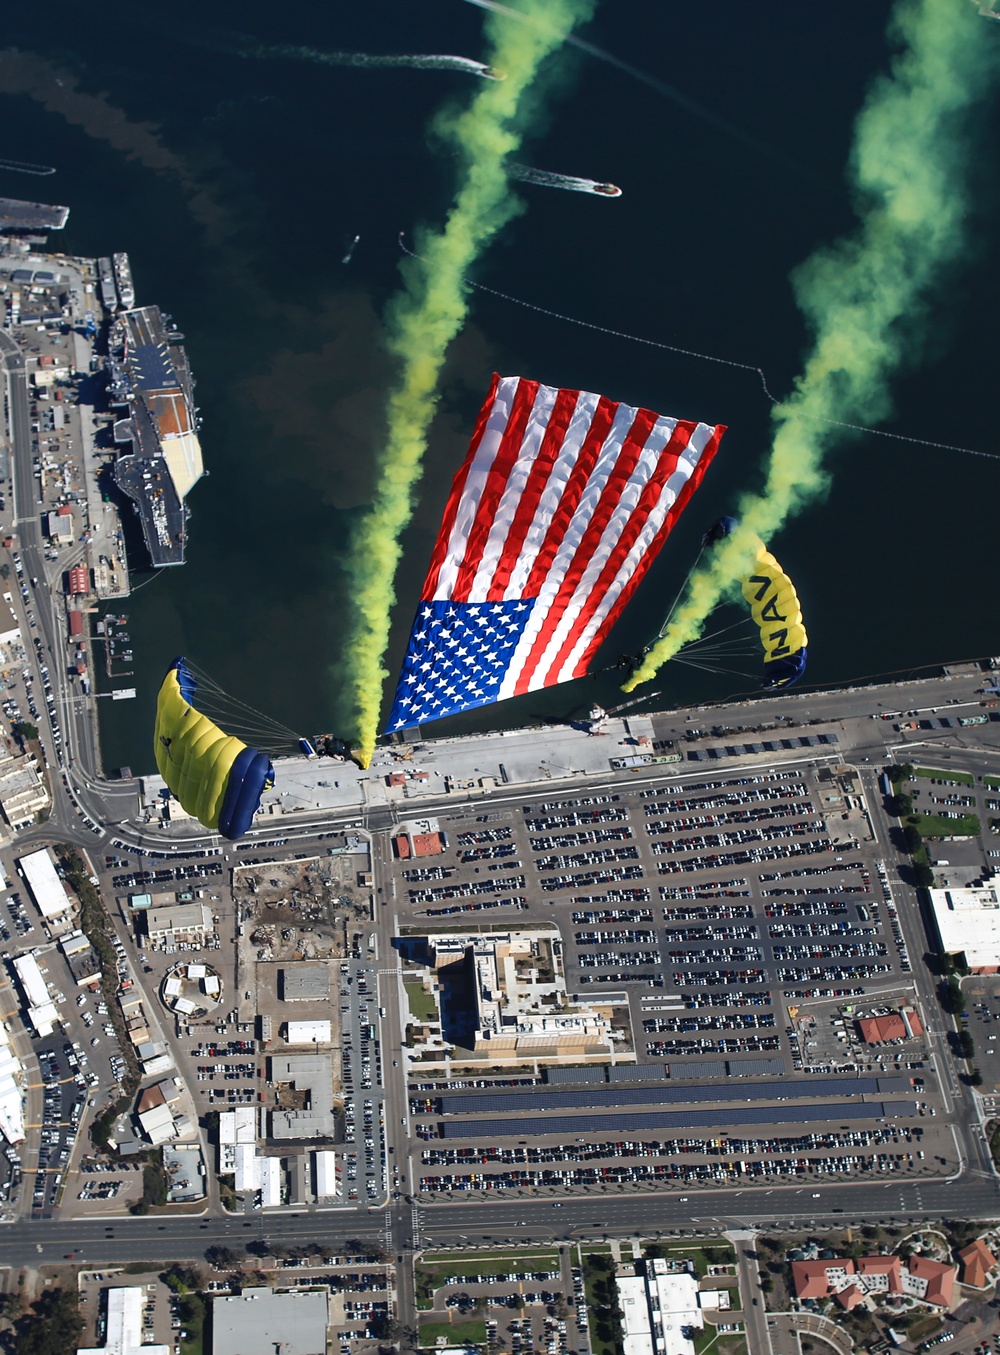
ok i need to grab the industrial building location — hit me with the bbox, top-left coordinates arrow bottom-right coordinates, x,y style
12,952 -> 58,1036
285,1020 -> 331,1046
616,1260 -> 704,1355
927,885 -> 1000,971
268,1054 -> 335,1139
313,1149 -> 339,1199
0,1023 -> 24,1143
281,965 -> 330,1002
211,1287 -> 329,1355
0,750 -> 50,831
76,1286 -> 170,1355
143,901 -> 212,944
18,847 -> 73,921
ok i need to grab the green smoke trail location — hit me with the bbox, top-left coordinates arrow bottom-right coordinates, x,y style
625,0 -> 998,694
339,0 -> 594,765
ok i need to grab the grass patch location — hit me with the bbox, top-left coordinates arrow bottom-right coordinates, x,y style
420,1252 -> 560,1271
416,1252 -> 561,1303
985,776 -> 1000,791
642,1241 -> 734,1277
419,1319 -> 487,1345
906,1314 -> 945,1343
914,767 -> 975,785
908,812 -> 980,837
405,982 -> 439,1023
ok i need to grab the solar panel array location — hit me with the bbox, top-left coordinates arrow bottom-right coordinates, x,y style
439,1100 -> 913,1139
439,1074 -> 901,1116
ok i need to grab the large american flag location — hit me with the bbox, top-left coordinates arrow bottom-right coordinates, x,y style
386,374 -> 725,731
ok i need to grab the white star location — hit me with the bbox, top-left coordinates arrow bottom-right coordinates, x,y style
421,605 -> 433,619
415,630 -> 427,642
456,646 -> 468,657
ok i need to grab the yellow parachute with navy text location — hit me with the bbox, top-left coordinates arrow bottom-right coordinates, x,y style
154,657 -> 275,839
706,517 -> 808,689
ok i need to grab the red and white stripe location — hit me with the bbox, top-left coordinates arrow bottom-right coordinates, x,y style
422,374 -> 725,696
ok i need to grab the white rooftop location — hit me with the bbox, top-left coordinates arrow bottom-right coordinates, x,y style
77,1286 -> 170,1355
212,1287 -> 328,1355
928,885 -> 1000,969
19,847 -> 72,919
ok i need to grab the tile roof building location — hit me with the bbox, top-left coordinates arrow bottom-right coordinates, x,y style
791,1253 -> 956,1309
957,1239 -> 997,1290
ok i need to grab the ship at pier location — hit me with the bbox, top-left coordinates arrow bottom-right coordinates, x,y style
108,305 -> 204,567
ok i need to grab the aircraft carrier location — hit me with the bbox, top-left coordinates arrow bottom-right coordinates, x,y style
108,304 -> 204,567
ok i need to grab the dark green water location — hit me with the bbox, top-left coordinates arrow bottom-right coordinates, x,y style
0,2 -> 997,773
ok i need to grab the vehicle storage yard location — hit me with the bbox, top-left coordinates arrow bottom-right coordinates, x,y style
388,757 -> 955,1199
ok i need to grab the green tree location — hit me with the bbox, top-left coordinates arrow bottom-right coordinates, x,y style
205,1245 -> 242,1269
958,1031 -> 975,1059
12,1289 -> 84,1355
12,721 -> 38,742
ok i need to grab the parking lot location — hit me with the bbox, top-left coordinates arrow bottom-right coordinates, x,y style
390,760 -> 949,1198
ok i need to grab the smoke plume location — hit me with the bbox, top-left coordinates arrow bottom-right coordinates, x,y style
625,0 -> 998,693
338,0 -> 594,765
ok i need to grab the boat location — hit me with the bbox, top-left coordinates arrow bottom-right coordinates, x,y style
112,251 -> 135,310
96,257 -> 118,312
593,183 -> 622,198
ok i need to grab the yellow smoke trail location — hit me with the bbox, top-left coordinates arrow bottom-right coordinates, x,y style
339,0 -> 594,765
625,0 -> 998,694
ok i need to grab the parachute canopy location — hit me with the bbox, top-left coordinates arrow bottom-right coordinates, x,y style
154,657 -> 275,840
705,517 -> 808,689
387,374 -> 725,731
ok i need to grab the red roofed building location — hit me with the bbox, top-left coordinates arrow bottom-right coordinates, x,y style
903,1008 -> 924,1037
68,565 -> 89,595
957,1239 -> 997,1289
856,1256 -> 903,1294
791,1259 -> 856,1300
835,1284 -> 866,1311
393,835 -> 411,860
412,831 -> 444,857
858,1013 -> 908,1044
792,1253 -> 956,1311
67,610 -> 84,638
386,773 -> 406,787
906,1255 -> 956,1308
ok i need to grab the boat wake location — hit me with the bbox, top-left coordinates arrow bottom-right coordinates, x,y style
0,156 -> 56,177
252,44 -> 504,79
508,163 -> 621,196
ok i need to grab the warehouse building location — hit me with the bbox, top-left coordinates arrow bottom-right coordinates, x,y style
211,1286 -> 329,1355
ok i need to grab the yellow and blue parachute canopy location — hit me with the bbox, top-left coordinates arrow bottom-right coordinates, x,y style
706,518 -> 808,689
154,657 -> 274,840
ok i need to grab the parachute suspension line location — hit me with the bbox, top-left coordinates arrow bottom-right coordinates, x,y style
397,234 -> 777,400
680,615 -> 755,647
185,687 -> 298,743
182,661 -> 301,743
397,234 -> 1000,465
656,547 -> 706,642
668,654 -> 760,680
